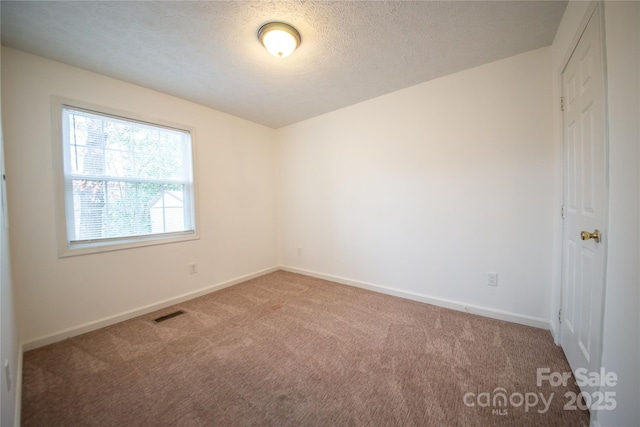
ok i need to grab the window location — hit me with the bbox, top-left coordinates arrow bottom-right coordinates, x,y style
54,100 -> 197,256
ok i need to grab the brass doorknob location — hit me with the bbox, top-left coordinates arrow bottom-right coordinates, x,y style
581,229 -> 601,243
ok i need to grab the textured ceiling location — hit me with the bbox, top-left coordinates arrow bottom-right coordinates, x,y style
1,1 -> 567,128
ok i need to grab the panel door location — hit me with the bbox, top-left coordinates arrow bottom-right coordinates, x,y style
560,6 -> 607,397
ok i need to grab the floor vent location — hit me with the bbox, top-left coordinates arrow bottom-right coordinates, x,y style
154,310 -> 185,323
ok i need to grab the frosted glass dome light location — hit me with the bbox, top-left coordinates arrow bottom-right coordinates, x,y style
258,22 -> 301,58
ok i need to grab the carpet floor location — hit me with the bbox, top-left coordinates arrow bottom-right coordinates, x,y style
22,271 -> 589,426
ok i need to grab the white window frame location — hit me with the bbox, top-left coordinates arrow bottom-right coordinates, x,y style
52,97 -> 199,257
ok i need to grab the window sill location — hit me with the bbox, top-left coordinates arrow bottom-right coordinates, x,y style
57,231 -> 199,257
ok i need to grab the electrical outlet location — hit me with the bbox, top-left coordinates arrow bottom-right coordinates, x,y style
487,272 -> 498,286
189,262 -> 198,274
297,247 -> 302,256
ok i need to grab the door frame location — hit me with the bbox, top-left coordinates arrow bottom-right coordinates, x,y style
555,0 -> 610,381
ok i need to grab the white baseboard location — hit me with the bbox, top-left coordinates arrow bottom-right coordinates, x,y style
22,264 -> 550,352
281,265 -> 550,330
22,265 -> 280,351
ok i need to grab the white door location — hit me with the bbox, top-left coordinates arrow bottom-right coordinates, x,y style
560,6 -> 607,396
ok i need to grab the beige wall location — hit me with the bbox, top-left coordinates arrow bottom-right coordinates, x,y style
277,47 -> 554,326
2,47 -> 279,348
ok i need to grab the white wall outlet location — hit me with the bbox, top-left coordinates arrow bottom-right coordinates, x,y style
487,272 -> 498,286
297,247 -> 302,256
189,262 -> 198,274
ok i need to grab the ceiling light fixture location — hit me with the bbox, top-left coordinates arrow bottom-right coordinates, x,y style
258,22 -> 301,58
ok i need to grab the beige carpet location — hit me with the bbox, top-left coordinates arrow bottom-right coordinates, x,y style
22,271 -> 588,426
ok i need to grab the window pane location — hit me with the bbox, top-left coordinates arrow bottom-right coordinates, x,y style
71,180 -> 105,240
71,180 -> 187,241
150,191 -> 186,234
65,107 -> 191,181
63,105 -> 195,246
104,149 -> 135,178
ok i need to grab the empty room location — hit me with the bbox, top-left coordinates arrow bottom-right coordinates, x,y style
0,1 -> 638,426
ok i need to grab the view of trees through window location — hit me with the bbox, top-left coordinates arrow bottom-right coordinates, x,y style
62,107 -> 194,243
